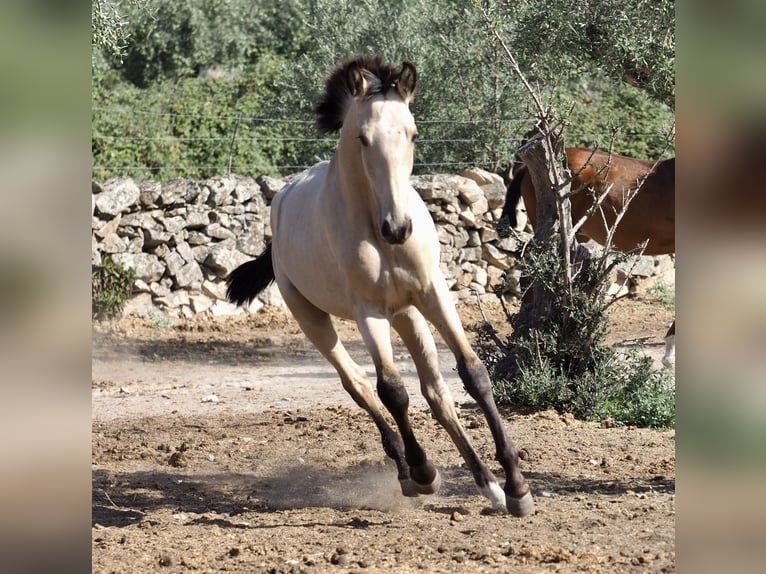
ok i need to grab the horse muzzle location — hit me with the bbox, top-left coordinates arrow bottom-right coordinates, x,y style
381,215 -> 413,245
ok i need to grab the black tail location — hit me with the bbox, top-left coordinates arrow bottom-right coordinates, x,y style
500,166 -> 526,228
226,243 -> 275,306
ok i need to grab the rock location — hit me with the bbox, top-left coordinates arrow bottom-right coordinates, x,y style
92,171 -> 673,319
174,261 -> 204,289
256,174 -> 284,200
481,243 -> 510,270
210,300 -> 243,317
204,247 -> 251,277
462,166 -> 503,187
189,294 -> 213,314
205,177 -> 236,207
138,180 -> 162,207
160,178 -> 197,206
164,251 -> 185,277
454,176 -> 485,206
184,209 -> 210,230
121,292 -> 156,317
259,283 -> 285,307
205,222 -> 236,240
94,177 -> 140,216
94,214 -> 122,239
100,233 -> 127,254
111,252 -> 165,283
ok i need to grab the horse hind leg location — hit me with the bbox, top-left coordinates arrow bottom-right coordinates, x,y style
276,282 -> 415,494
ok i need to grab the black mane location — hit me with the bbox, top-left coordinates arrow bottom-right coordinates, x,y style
314,55 -> 404,134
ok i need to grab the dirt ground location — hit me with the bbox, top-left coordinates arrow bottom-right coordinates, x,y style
92,294 -> 675,573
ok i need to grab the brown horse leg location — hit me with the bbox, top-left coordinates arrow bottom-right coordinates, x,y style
662,320 -> 676,368
357,312 -> 440,495
419,283 -> 534,517
277,283 -> 416,494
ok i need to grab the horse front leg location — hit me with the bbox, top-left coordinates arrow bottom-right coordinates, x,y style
356,310 -> 441,495
418,281 -> 535,517
393,307 -> 508,511
275,280 -> 414,492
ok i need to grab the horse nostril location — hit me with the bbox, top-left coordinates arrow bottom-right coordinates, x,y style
381,217 -> 412,244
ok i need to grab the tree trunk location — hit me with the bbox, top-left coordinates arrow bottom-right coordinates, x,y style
513,127 -> 573,336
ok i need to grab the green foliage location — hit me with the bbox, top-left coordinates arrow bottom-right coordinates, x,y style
273,0 -> 530,171
490,347 -> 675,428
646,279 -> 675,312
558,71 -> 675,159
92,0 -> 148,59
508,0 -> 675,108
92,55 -> 313,180
480,235 -> 675,429
92,258 -> 136,320
92,0 -> 675,180
99,0 -> 311,87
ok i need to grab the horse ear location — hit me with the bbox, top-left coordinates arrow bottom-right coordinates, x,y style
346,63 -> 367,98
397,61 -> 417,102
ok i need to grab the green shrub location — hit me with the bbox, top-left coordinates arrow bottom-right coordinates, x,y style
479,234 -> 675,429
646,278 -> 676,312
92,0 -> 674,181
489,346 -> 675,429
92,258 -> 136,320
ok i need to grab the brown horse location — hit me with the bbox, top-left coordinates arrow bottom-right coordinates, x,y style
501,147 -> 676,366
502,147 -> 675,255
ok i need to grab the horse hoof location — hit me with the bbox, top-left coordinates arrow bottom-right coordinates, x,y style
398,478 -> 420,498
507,491 -> 535,517
413,468 -> 442,495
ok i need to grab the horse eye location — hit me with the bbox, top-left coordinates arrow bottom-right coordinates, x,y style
358,134 -> 370,147
411,132 -> 419,143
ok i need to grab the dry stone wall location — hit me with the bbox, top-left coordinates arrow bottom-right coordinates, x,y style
91,168 -> 673,319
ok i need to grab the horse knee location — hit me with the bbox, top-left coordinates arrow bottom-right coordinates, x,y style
376,369 -> 409,413
457,356 -> 493,402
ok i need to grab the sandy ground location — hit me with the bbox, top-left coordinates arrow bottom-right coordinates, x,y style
92,295 -> 675,573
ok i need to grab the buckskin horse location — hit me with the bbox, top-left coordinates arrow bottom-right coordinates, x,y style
501,147 -> 675,366
227,56 -> 534,516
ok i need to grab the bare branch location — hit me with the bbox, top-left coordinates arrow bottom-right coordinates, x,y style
473,289 -> 508,353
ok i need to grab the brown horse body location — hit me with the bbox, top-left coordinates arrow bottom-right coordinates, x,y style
503,148 -> 675,256
502,147 -> 676,367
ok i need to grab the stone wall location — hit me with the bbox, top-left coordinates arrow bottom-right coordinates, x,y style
91,168 -> 673,319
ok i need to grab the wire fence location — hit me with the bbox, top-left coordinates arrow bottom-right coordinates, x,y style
92,106 -> 672,181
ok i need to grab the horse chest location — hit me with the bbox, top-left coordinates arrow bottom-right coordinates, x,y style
343,239 -> 430,301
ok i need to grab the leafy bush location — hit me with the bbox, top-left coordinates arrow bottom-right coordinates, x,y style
92,55 -> 316,181
478,234 -> 675,429
92,258 -> 136,320
646,278 -> 676,312
559,71 -> 675,160
92,0 -> 674,179
489,346 -> 675,428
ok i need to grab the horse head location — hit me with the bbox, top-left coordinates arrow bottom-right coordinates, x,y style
315,56 -> 419,245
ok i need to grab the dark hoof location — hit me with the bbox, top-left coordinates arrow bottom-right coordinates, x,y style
413,467 -> 442,495
398,478 -> 420,498
507,491 -> 535,517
